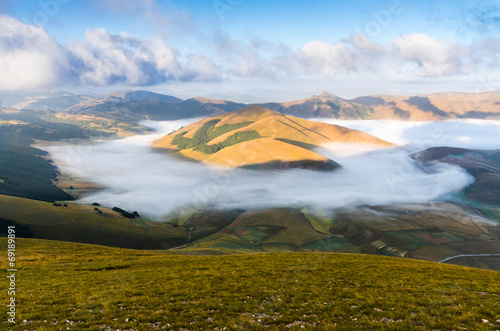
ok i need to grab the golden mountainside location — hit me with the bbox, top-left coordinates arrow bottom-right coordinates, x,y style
153,105 -> 394,170
352,91 -> 500,120
263,91 -> 500,121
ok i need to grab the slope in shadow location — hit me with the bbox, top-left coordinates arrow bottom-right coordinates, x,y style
404,96 -> 448,117
412,147 -> 500,205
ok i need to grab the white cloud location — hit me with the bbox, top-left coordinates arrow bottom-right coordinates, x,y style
184,54 -> 221,81
389,33 -> 465,76
296,41 -> 354,75
290,34 -> 473,77
0,15 -> 68,90
211,32 -> 286,79
0,16 -> 221,91
69,29 -> 182,85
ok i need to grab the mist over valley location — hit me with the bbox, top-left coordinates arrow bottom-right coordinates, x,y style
43,117 -> 500,220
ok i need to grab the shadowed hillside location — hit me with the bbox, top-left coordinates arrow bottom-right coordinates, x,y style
412,147 -> 500,205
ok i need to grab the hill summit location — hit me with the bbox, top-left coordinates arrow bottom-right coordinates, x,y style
153,106 -> 394,170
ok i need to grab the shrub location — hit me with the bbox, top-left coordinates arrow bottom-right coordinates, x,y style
171,120 -> 254,151
193,130 -> 262,154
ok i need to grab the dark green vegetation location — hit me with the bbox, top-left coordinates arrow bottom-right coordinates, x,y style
1,238 -> 499,330
0,145 -> 73,201
112,207 -> 140,219
193,130 -> 262,154
170,118 -> 261,153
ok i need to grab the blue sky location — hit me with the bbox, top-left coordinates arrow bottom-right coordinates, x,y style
1,0 -> 500,100
5,0 -> 459,44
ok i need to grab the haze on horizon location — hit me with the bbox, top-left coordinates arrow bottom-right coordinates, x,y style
1,1 -> 500,101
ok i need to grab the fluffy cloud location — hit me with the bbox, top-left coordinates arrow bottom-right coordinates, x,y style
211,32 -> 287,79
183,54 -> 222,81
0,15 -> 68,90
389,33 -> 465,76
0,16 -> 221,91
69,29 -> 182,85
70,30 -> 224,84
296,41 -> 354,75
292,33 -> 474,77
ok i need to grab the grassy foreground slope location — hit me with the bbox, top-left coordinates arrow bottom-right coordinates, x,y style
1,238 -> 499,330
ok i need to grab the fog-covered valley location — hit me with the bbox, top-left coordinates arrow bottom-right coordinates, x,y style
42,119 -> 500,220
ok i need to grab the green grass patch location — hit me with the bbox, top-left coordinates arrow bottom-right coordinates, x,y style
300,206 -> 334,234
384,231 -> 433,250
130,218 -> 149,226
303,237 -> 361,252
1,238 -> 499,330
193,130 -> 262,154
355,105 -> 375,118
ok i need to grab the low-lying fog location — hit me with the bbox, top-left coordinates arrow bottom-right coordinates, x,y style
45,119 -> 500,220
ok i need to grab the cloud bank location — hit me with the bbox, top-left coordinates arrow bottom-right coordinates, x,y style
0,15 -> 221,91
69,29 -> 220,85
41,119 -> 500,221
2,14 -> 500,91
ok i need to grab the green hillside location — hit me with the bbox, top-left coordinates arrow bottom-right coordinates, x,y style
1,238 -> 498,330
3,194 -> 499,270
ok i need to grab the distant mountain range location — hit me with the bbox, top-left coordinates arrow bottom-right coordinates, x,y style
0,91 -> 91,111
66,90 -> 245,121
153,105 -> 393,170
2,89 -> 500,121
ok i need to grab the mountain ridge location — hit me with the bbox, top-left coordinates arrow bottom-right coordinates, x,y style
3,89 -> 500,121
